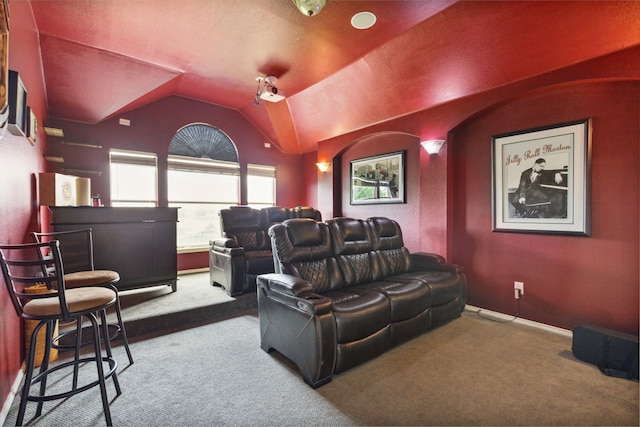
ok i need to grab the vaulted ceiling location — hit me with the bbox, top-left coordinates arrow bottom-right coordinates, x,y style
30,0 -> 640,154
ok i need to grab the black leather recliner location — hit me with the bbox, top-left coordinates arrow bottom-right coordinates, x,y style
257,216 -> 467,387
209,205 -> 322,296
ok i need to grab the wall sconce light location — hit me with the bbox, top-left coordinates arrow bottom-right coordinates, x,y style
420,139 -> 445,155
316,162 -> 330,173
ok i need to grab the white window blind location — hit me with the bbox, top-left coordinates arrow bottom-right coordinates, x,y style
109,149 -> 158,206
168,154 -> 240,175
168,154 -> 240,249
247,163 -> 276,208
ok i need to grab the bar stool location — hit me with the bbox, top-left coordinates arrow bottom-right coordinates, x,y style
0,240 -> 121,426
31,228 -> 134,365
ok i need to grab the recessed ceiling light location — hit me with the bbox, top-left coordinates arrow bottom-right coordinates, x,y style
351,11 -> 376,30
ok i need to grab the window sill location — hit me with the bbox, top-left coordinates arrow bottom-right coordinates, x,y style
177,246 -> 209,254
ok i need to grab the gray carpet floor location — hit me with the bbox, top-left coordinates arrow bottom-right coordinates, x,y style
107,272 -> 258,339
116,272 -> 234,321
3,273 -> 639,426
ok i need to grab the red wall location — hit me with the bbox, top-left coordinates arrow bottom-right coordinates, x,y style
0,0 -> 49,411
300,151 -> 318,209
451,81 -> 639,334
314,79 -> 638,335
339,132 -> 422,251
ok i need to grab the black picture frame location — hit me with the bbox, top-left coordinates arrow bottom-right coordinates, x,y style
8,70 -> 27,136
350,151 -> 405,205
0,0 -> 9,136
491,118 -> 592,236
27,106 -> 37,145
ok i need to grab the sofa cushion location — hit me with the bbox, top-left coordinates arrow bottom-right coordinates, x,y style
245,251 -> 275,275
328,218 -> 374,255
293,206 -> 322,221
234,230 -> 269,251
327,218 -> 379,285
416,271 -> 462,306
326,288 -> 391,343
269,219 -> 344,293
270,219 -> 333,261
288,220 -> 324,246
373,246 -> 413,277
221,206 -> 260,228
354,279 -> 431,323
381,270 -> 460,306
366,217 -> 415,277
262,206 -> 292,227
368,217 -> 405,251
335,252 -> 377,286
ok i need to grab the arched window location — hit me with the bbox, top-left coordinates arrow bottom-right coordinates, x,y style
167,124 -> 240,249
168,123 -> 239,162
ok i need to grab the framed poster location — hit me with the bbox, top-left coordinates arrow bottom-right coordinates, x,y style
27,106 -> 37,145
491,119 -> 591,236
351,151 -> 405,205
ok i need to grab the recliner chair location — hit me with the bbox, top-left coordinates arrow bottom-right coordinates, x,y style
209,206 -> 322,296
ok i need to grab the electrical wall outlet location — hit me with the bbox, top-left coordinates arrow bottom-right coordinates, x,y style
514,281 -> 524,299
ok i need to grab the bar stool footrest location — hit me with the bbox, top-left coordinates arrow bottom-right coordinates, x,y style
27,356 -> 119,403
52,324 -> 122,351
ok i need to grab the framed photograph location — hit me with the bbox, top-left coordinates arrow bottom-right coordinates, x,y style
351,151 -> 405,205
27,106 -> 37,145
8,70 -> 28,136
0,0 -> 9,137
492,119 -> 592,236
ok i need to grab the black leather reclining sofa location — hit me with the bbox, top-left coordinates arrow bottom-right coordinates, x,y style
209,205 -> 322,296
257,216 -> 467,387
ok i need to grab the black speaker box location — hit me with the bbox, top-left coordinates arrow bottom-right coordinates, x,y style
572,324 -> 639,380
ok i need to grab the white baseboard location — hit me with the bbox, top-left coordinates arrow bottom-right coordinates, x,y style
465,305 -> 572,338
0,368 -> 23,426
178,267 -> 209,275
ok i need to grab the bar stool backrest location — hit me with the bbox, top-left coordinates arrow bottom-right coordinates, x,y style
31,228 -> 95,274
0,240 -> 76,321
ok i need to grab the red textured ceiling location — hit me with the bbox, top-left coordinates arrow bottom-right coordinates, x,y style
29,0 -> 640,154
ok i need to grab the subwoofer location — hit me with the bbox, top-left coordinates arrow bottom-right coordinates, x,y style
572,324 -> 638,380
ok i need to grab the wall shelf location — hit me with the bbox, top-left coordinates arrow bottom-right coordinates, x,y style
61,167 -> 102,176
60,140 -> 103,149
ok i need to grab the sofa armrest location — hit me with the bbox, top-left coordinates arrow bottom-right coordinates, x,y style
412,252 -> 464,274
257,273 -> 336,388
211,238 -> 244,256
210,240 -> 246,296
412,252 -> 445,264
257,273 -> 332,315
258,273 -> 312,296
